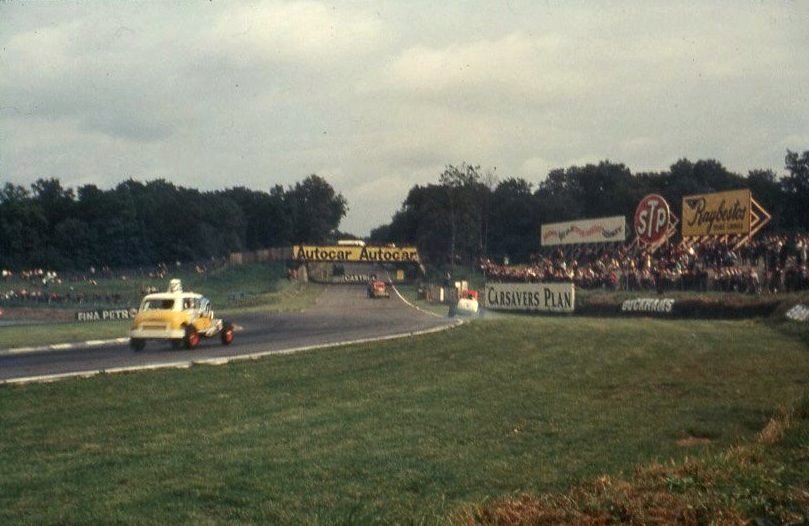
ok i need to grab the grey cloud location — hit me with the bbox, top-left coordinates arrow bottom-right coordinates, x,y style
2,1 -> 808,235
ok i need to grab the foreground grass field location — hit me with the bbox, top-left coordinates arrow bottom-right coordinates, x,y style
1,316 -> 807,524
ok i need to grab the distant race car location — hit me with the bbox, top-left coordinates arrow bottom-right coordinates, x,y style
450,289 -> 480,317
129,279 -> 234,351
367,279 -> 391,298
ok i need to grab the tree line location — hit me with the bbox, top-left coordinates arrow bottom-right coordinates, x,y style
3,150 -> 807,271
0,175 -> 347,270
370,150 -> 809,265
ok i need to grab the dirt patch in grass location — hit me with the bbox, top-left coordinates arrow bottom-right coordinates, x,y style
676,435 -> 712,447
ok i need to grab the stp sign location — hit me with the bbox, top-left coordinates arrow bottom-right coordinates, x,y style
634,194 -> 671,244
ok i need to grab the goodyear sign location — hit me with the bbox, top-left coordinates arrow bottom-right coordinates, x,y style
682,189 -> 751,236
292,245 -> 420,263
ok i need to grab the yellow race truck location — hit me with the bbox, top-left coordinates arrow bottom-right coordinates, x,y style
129,279 -> 234,351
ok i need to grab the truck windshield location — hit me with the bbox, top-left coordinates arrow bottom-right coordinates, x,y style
142,299 -> 174,311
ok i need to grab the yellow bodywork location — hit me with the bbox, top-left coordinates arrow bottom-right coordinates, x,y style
129,292 -> 216,340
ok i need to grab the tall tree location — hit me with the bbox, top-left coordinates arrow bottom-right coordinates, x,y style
439,163 -> 488,266
29,178 -> 77,267
663,159 -> 745,205
31,178 -> 75,231
286,175 -> 348,243
746,169 -> 784,231
0,184 -> 47,268
782,149 -> 809,229
535,168 -> 585,223
488,178 -> 537,263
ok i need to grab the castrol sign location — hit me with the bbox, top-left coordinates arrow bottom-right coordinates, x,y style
634,194 -> 671,245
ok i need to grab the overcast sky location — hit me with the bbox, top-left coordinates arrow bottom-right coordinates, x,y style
2,1 -> 807,235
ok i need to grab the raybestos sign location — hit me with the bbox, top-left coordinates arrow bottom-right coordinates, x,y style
292,245 -> 420,263
541,216 -> 625,246
483,282 -> 575,313
681,189 -> 751,237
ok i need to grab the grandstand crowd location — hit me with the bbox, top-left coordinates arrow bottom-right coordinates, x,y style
482,233 -> 809,294
0,260 -> 220,307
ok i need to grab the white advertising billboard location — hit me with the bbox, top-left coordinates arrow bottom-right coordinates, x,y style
541,216 -> 626,246
483,282 -> 575,313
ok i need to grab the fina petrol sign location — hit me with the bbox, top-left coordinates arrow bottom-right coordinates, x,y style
292,245 -> 420,263
483,282 -> 575,313
76,308 -> 138,322
634,194 -> 673,245
681,189 -> 751,237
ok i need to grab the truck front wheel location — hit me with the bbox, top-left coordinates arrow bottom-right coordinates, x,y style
184,325 -> 200,350
221,322 -> 234,345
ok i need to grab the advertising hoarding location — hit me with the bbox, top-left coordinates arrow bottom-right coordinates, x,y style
483,282 -> 575,313
620,298 -> 675,314
541,216 -> 625,246
634,194 -> 673,245
681,189 -> 751,237
292,245 -> 420,263
76,308 -> 138,322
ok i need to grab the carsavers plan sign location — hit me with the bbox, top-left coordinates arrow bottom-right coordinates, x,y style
483,282 -> 575,313
292,245 -> 420,263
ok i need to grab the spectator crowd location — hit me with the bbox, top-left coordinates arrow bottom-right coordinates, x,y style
482,233 -> 809,294
0,259 -> 224,307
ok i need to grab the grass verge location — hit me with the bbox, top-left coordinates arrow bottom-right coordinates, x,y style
0,320 -> 132,349
458,395 -> 809,525
1,316 -> 807,524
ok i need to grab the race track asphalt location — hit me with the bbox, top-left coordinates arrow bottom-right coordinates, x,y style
0,282 -> 458,384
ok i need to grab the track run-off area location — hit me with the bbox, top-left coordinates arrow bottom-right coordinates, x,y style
0,280 -> 459,385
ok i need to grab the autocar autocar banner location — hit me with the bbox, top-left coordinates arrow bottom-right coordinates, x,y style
681,189 -> 751,237
483,282 -> 575,313
541,216 -> 625,246
292,245 -> 420,263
